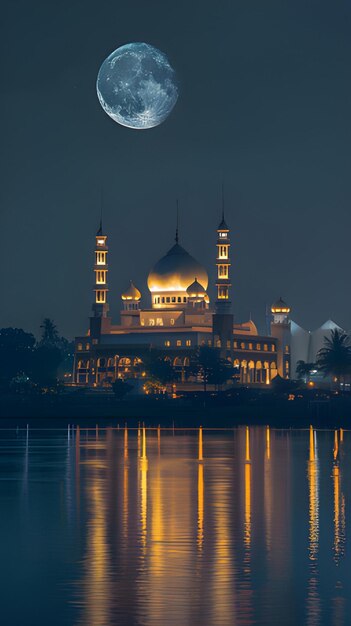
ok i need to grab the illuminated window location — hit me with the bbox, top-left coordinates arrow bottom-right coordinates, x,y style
208,340 -> 212,346
96,290 -> 106,303
177,340 -> 182,347
227,340 -> 231,348
241,342 -> 245,349
156,318 -> 163,326
186,340 -> 191,346
96,251 -> 106,265
234,341 -> 238,348
218,286 -> 228,299
216,339 -> 221,348
96,270 -> 106,284
140,319 -> 145,326
85,343 -> 90,351
256,343 -> 261,350
77,343 -> 83,351
219,265 -> 228,278
249,343 -> 253,350
264,344 -> 268,351
219,232 -> 227,239
148,319 -> 155,326
285,345 -> 290,354
164,340 -> 170,347
92,339 -> 98,345
219,245 -> 228,259
170,318 -> 175,325
271,344 -> 276,352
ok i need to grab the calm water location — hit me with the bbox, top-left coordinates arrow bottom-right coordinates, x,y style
1,425 -> 350,626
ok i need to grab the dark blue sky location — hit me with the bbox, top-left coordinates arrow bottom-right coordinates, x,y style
1,0 -> 351,337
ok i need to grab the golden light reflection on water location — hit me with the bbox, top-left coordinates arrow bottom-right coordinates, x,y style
306,427 -> 320,626
264,426 -> 272,556
61,426 -> 351,626
332,464 -> 345,565
197,462 -> 204,550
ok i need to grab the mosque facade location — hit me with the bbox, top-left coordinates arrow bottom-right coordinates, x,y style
73,215 -> 292,387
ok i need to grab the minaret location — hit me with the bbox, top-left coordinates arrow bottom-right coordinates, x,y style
270,297 -> 291,379
90,220 -> 110,338
215,204 -> 231,312
212,194 -> 233,357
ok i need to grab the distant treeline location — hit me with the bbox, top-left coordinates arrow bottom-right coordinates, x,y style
0,319 -> 73,393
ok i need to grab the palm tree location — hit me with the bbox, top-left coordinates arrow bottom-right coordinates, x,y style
317,329 -> 351,388
296,360 -> 317,383
39,318 -> 60,347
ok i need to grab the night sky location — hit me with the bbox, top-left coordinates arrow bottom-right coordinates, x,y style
1,0 -> 351,338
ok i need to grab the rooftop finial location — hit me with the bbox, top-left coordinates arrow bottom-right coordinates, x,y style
221,180 -> 225,222
175,198 -> 179,244
218,180 -> 228,230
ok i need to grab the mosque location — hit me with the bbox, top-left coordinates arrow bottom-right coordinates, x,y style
73,211 -> 293,387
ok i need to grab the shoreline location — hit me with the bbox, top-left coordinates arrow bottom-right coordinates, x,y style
0,393 -> 349,428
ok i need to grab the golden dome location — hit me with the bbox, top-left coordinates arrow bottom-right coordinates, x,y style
271,297 -> 290,313
186,278 -> 207,297
121,281 -> 142,301
148,243 -> 208,293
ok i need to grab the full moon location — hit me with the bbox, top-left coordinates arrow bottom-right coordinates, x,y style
96,42 -> 179,129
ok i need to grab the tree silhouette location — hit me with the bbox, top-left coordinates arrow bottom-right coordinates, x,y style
191,347 -> 233,393
0,328 -> 35,383
317,329 -> 351,387
111,379 -> 133,400
144,355 -> 176,392
39,318 -> 60,347
296,360 -> 317,383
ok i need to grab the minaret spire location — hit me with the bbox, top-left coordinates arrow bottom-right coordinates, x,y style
221,180 -> 225,222
97,188 -> 103,235
175,198 -> 179,244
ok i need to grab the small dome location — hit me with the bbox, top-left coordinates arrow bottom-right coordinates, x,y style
271,297 -> 290,313
121,281 -> 141,301
186,278 -> 207,297
148,243 -> 208,293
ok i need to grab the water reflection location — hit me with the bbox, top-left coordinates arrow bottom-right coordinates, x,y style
2,426 -> 351,626
306,426 -> 320,626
